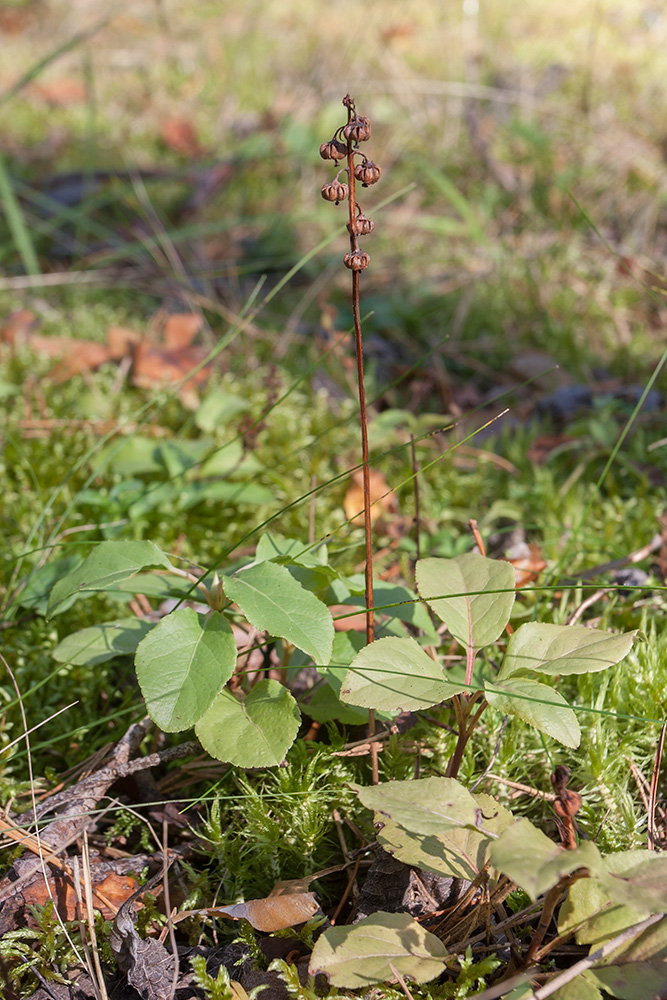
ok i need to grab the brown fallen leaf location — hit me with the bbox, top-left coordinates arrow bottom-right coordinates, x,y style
48,341 -> 114,383
107,325 -> 142,359
503,541 -> 547,588
22,869 -> 139,921
162,312 -> 203,350
329,604 -> 367,632
206,893 -> 320,932
31,77 -> 87,106
131,341 -> 210,389
175,865 -> 349,932
160,118 -> 204,158
344,468 -> 398,525
0,309 -> 39,346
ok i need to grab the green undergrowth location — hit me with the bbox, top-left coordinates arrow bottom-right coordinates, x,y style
1,3 -> 667,994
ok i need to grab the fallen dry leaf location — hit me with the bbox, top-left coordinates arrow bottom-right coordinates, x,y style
31,77 -> 87,106
21,869 -> 139,921
131,341 -> 210,389
329,604 -> 367,632
0,309 -> 39,346
48,341 -> 114,383
344,468 -> 398,525
503,542 -> 547,588
160,118 -> 204,157
107,325 -> 142,359
162,312 -> 203,349
185,892 -> 320,933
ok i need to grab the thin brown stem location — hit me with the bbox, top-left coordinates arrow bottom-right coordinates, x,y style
345,94 -> 377,783
410,434 -> 421,561
648,721 -> 666,849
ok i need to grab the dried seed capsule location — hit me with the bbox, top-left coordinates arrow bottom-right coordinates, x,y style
319,139 -> 347,161
344,249 -> 370,271
343,115 -> 371,143
347,212 -> 375,236
354,159 -> 382,187
321,180 -> 349,205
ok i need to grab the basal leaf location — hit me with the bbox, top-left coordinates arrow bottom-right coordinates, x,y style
551,978 -> 603,1000
307,632 -> 397,725
53,617 -> 155,666
135,608 -> 236,731
498,622 -> 637,680
47,541 -> 172,616
340,636 -> 463,712
587,962 -> 667,1000
559,854 -> 653,947
308,912 -> 447,987
489,819 -> 601,900
598,855 -> 667,914
378,792 -> 514,881
485,677 -> 581,748
222,561 -> 333,665
195,679 -> 300,767
416,554 -> 515,650
354,776 -> 483,838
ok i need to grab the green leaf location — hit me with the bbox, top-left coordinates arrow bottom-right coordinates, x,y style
179,480 -> 274,509
340,636 -> 464,712
47,541 -> 172,616
135,608 -> 236,731
222,561 -> 333,665
598,856 -> 667,914
344,581 -> 439,643
353,776 -> 484,838
498,622 -> 637,680
307,632 -> 397,725
194,389 -> 250,432
98,436 -> 163,475
489,819 -> 601,900
378,792 -> 514,881
559,854 -> 653,947
551,978 -> 603,1000
308,912 -> 447,988
305,681 -> 371,725
587,963 -> 667,1000
416,554 -> 515,650
16,554 -> 84,615
53,618 -> 155,666
255,533 -> 328,567
485,677 -> 581,748
195,679 -> 300,767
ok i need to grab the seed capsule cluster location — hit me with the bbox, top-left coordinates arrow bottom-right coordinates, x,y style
320,93 -> 381,272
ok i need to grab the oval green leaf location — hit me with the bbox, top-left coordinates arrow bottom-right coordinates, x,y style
135,608 -> 236,731
53,617 -> 155,666
489,819 -> 601,899
222,561 -> 333,665
308,912 -> 447,988
498,622 -> 637,681
195,679 -> 300,767
485,677 -> 581,748
416,554 -> 515,650
379,792 -> 514,881
47,541 -> 172,617
354,776 -> 482,837
340,636 -> 463,712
